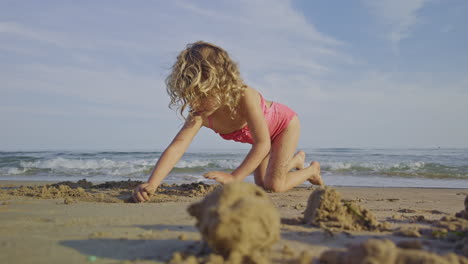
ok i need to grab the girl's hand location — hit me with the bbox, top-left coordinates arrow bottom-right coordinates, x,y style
133,182 -> 157,203
203,171 -> 237,184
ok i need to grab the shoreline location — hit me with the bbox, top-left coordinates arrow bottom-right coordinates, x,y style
1,180 -> 467,190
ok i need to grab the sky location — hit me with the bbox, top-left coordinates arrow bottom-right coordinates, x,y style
1,0 -> 467,150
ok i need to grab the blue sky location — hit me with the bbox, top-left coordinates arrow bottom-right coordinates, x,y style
1,0 -> 467,150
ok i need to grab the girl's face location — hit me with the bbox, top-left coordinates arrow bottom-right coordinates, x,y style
190,96 -> 220,117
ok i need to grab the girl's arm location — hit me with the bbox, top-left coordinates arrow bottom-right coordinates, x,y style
231,88 -> 271,180
133,114 -> 203,202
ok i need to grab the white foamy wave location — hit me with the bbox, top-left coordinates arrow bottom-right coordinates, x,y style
213,159 -> 241,169
322,161 -> 428,172
19,157 -> 153,170
12,157 -> 155,177
391,161 -> 425,170
322,162 -> 353,170
175,160 -> 211,168
175,159 -> 241,169
0,167 -> 30,175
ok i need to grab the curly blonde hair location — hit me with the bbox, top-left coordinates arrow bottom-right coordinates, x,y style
165,41 -> 246,119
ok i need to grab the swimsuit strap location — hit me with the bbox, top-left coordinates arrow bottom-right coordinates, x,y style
259,93 -> 268,113
209,92 -> 264,133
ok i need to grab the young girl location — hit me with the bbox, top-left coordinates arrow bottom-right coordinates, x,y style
133,41 -> 323,203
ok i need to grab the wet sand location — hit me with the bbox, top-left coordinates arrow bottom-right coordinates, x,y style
0,180 -> 466,263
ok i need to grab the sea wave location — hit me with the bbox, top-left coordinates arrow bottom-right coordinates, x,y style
0,157 -> 153,177
321,161 -> 467,179
0,150 -> 467,182
0,157 -> 242,177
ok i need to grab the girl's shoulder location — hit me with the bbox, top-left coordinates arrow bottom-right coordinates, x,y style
236,86 -> 264,117
242,85 -> 257,94
240,86 -> 261,103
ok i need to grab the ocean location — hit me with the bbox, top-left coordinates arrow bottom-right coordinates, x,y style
0,148 -> 467,188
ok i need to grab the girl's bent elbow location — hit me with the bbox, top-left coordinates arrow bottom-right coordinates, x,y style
264,141 -> 272,152
253,141 -> 271,154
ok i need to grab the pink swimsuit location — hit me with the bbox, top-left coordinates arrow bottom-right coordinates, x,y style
208,94 -> 297,144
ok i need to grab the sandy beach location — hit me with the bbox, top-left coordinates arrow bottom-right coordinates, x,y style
0,180 -> 467,264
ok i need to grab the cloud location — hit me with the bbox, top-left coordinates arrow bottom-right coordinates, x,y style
1,0 -> 350,112
3,1 -> 466,148
362,0 -> 430,52
0,21 -> 66,46
175,0 -> 342,46
0,20 -> 158,55
2,63 -> 167,113
172,0 -> 348,75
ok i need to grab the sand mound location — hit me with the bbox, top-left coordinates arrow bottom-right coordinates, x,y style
6,185 -> 121,203
452,196 -> 468,257
51,179 -> 96,189
187,182 -> 280,263
435,216 -> 468,234
319,239 -> 467,264
51,179 -> 216,197
8,185 -> 90,199
0,180 -> 218,203
159,182 -> 218,197
303,187 -> 390,231
429,197 -> 468,257
456,195 -> 468,220
432,215 -> 468,257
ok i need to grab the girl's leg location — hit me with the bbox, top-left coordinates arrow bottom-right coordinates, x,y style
263,116 -> 323,192
254,151 -> 305,187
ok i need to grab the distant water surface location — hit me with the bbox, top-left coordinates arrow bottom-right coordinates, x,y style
0,148 -> 467,188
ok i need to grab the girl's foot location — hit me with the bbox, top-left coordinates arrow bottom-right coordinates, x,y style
291,151 -> 306,170
307,161 -> 324,186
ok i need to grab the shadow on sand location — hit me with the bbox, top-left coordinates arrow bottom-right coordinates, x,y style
60,238 -> 200,262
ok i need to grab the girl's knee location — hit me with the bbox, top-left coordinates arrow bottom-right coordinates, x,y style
254,169 -> 266,187
264,182 -> 286,193
254,178 -> 265,188
263,175 -> 287,193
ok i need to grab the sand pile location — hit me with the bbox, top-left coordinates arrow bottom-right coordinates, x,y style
6,184 -> 121,203
392,196 -> 468,257
159,182 -> 218,197
185,182 -> 280,264
454,196 -> 468,257
434,216 -> 468,235
45,179 -> 216,197
319,239 -> 468,264
423,197 -> 468,257
168,252 -> 224,264
51,179 -> 96,189
0,180 -> 218,203
8,185 -> 90,199
135,182 -> 219,203
456,195 -> 468,220
433,214 -> 468,257
303,187 -> 390,231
